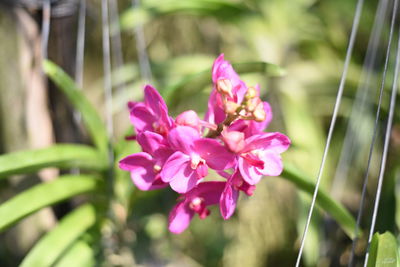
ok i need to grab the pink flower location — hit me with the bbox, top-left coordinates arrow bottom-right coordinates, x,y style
130,85 -> 174,135
219,169 -> 255,219
119,131 -> 173,190
237,132 -> 291,185
160,126 -> 235,193
168,181 -> 225,234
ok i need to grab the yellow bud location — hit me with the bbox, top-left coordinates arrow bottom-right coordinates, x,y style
245,87 -> 258,100
224,101 -> 240,114
253,103 -> 266,122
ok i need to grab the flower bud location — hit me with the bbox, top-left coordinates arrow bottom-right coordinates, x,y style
176,110 -> 201,131
245,86 -> 258,100
253,102 -> 266,122
217,79 -> 233,98
224,101 -> 240,115
221,129 -> 245,153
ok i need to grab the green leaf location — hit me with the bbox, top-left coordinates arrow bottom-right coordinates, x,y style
43,60 -> 109,156
0,144 -> 107,178
20,204 -> 97,267
54,240 -> 95,267
163,61 -> 285,107
281,163 -> 359,239
120,0 -> 251,31
367,232 -> 398,267
0,175 -> 100,231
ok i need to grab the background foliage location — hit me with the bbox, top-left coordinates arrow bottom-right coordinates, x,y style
0,0 -> 399,266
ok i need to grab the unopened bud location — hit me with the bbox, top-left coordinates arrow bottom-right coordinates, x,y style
245,87 -> 258,100
221,129 -> 245,153
253,102 -> 266,122
245,97 -> 261,112
224,101 -> 240,115
176,110 -> 201,131
217,79 -> 233,98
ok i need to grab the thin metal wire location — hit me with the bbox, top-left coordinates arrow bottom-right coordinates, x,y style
295,0 -> 365,265
41,0 -> 51,60
75,0 -> 86,88
363,12 -> 400,267
348,0 -> 398,265
132,0 -> 152,82
331,0 -> 389,201
101,0 -> 114,137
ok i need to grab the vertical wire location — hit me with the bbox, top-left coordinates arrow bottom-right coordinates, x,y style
109,0 -> 125,93
75,0 -> 86,88
41,0 -> 51,60
348,0 -> 398,265
132,0 -> 152,82
331,0 -> 389,200
101,0 -> 114,138
363,8 -> 400,267
295,0 -> 365,265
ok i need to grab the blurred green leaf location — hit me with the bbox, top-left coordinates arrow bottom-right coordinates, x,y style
281,163 -> 359,239
367,232 -> 398,267
20,204 -> 96,267
54,240 -> 95,267
43,60 -> 109,156
120,0 -> 251,31
0,175 -> 99,231
0,145 -> 107,178
164,61 -> 285,107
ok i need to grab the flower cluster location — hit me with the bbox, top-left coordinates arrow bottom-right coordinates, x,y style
119,54 -> 290,234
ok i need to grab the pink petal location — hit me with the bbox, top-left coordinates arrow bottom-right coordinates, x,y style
168,201 -> 194,234
194,138 -> 235,170
169,170 -> 201,194
192,181 -> 226,206
238,157 -> 263,185
144,85 -> 168,118
205,90 -> 227,124
258,152 -> 284,176
243,132 -> 291,154
220,182 -> 239,220
130,105 -> 155,133
167,126 -> 200,154
137,131 -> 164,154
119,153 -> 163,191
160,151 -> 190,183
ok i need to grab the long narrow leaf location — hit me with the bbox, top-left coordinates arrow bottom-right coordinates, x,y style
54,240 -> 95,267
0,175 -> 99,231
367,232 -> 398,267
281,163 -> 358,239
43,60 -> 109,156
20,204 -> 96,267
0,144 -> 107,178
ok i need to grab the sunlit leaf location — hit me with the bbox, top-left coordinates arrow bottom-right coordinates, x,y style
0,145 -> 107,179
0,175 -> 100,231
367,232 -> 398,267
43,60 -> 109,156
281,163 -> 359,239
54,240 -> 95,267
20,204 -> 96,267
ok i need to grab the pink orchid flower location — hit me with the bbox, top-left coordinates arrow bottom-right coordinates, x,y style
119,131 -> 173,190
130,85 -> 174,135
160,126 -> 235,193
219,169 -> 255,219
236,132 -> 291,185
168,181 -> 225,234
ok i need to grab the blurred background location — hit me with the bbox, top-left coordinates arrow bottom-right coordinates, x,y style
0,0 -> 399,266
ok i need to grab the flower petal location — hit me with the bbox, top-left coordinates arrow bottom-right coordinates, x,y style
194,138 -> 235,170
168,201 -> 194,234
220,182 -> 239,220
258,151 -> 284,176
119,153 -> 164,190
238,157 -> 263,185
137,131 -> 164,154
144,84 -> 168,118
243,132 -> 291,154
169,169 -> 201,194
160,151 -> 190,183
130,105 -> 155,133
167,126 -> 200,154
